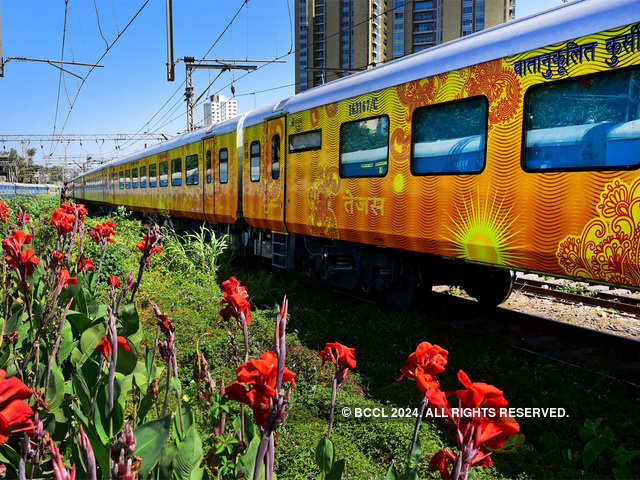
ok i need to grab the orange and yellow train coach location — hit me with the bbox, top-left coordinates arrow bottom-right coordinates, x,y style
73,0 -> 640,306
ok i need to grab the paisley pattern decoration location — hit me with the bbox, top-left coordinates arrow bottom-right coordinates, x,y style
396,74 -> 447,121
462,60 -> 521,129
325,102 -> 339,118
310,107 -> 321,127
308,165 -> 341,238
557,178 -> 640,285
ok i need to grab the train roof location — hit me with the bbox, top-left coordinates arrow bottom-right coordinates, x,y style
73,0 -> 640,181
277,0 -> 640,115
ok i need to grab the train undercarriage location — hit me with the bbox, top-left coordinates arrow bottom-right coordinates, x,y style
245,227 -> 515,309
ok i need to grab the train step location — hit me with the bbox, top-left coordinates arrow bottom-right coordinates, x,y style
272,232 -> 289,269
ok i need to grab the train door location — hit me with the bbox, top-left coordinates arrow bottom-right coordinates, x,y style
202,137 -> 215,222
262,115 -> 286,231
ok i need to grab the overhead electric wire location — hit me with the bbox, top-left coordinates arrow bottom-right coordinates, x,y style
94,0 -> 110,49
152,0 -> 409,134
50,0 -> 151,155
107,0 -> 252,155
50,0 -> 70,155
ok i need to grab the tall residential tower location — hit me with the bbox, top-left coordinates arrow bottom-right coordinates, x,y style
295,0 -> 515,93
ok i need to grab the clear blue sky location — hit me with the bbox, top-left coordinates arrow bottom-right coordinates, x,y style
0,0 -> 567,165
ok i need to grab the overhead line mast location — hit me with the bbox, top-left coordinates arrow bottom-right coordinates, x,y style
164,0 -> 287,131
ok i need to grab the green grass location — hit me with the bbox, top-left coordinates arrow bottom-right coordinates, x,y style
7,197 -> 639,479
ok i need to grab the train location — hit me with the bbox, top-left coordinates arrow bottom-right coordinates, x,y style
72,0 -> 640,307
0,182 -> 60,197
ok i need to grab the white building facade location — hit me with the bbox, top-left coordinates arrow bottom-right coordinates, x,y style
203,95 -> 238,126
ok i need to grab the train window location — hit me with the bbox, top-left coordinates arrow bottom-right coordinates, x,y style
523,67 -> 640,171
159,161 -> 169,187
149,163 -> 157,187
125,169 -> 131,189
411,96 -> 487,175
132,168 -> 138,188
339,115 -> 389,177
289,130 -> 321,153
186,154 -> 199,185
119,171 -> 124,189
171,158 -> 182,186
206,150 -> 212,184
140,166 -> 147,188
250,141 -> 260,182
272,135 -> 280,180
219,149 -> 228,184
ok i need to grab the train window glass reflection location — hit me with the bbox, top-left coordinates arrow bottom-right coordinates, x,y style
272,135 -> 280,179
219,149 -> 228,184
523,68 -> 640,171
125,170 -> 131,189
206,150 -> 212,184
250,141 -> 260,182
119,171 -> 124,189
140,166 -> 147,188
289,130 -> 321,152
171,158 -> 182,186
339,115 -> 389,178
159,161 -> 169,187
149,163 -> 157,187
186,154 -> 199,185
132,168 -> 138,188
411,96 -> 487,175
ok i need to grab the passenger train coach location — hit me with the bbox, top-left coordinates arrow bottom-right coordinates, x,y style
73,0 -> 640,306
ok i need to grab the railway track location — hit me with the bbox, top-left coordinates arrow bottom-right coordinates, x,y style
427,290 -> 640,387
324,273 -> 640,385
512,277 -> 640,316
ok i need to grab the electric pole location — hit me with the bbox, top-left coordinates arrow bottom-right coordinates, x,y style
163,2 -> 284,131
180,58 -> 259,131
0,0 -> 4,78
166,0 -> 174,81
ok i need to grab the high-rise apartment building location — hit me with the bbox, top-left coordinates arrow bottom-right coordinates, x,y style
295,0 -> 515,93
295,0 -> 388,93
203,94 -> 238,126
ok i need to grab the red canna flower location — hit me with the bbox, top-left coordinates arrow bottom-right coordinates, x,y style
2,229 -> 33,257
136,235 -> 162,256
89,222 -> 116,244
225,351 -> 295,425
76,204 -> 88,218
0,200 -> 8,223
2,230 -> 40,277
454,370 -> 519,451
156,312 -> 175,335
51,208 -> 76,235
16,211 -> 30,225
57,269 -> 77,288
107,275 -> 120,288
96,336 -> 131,360
398,342 -> 448,395
77,256 -> 96,272
425,370 -> 519,479
319,342 -> 356,382
0,369 -> 35,445
51,251 -> 65,268
220,276 -> 252,324
429,449 -> 456,480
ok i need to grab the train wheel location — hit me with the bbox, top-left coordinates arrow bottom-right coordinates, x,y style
465,268 -> 515,308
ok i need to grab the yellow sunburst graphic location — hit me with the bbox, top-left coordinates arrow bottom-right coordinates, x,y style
445,190 -> 520,266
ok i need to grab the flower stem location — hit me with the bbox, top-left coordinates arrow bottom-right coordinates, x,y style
327,372 -> 338,438
408,397 -> 428,464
